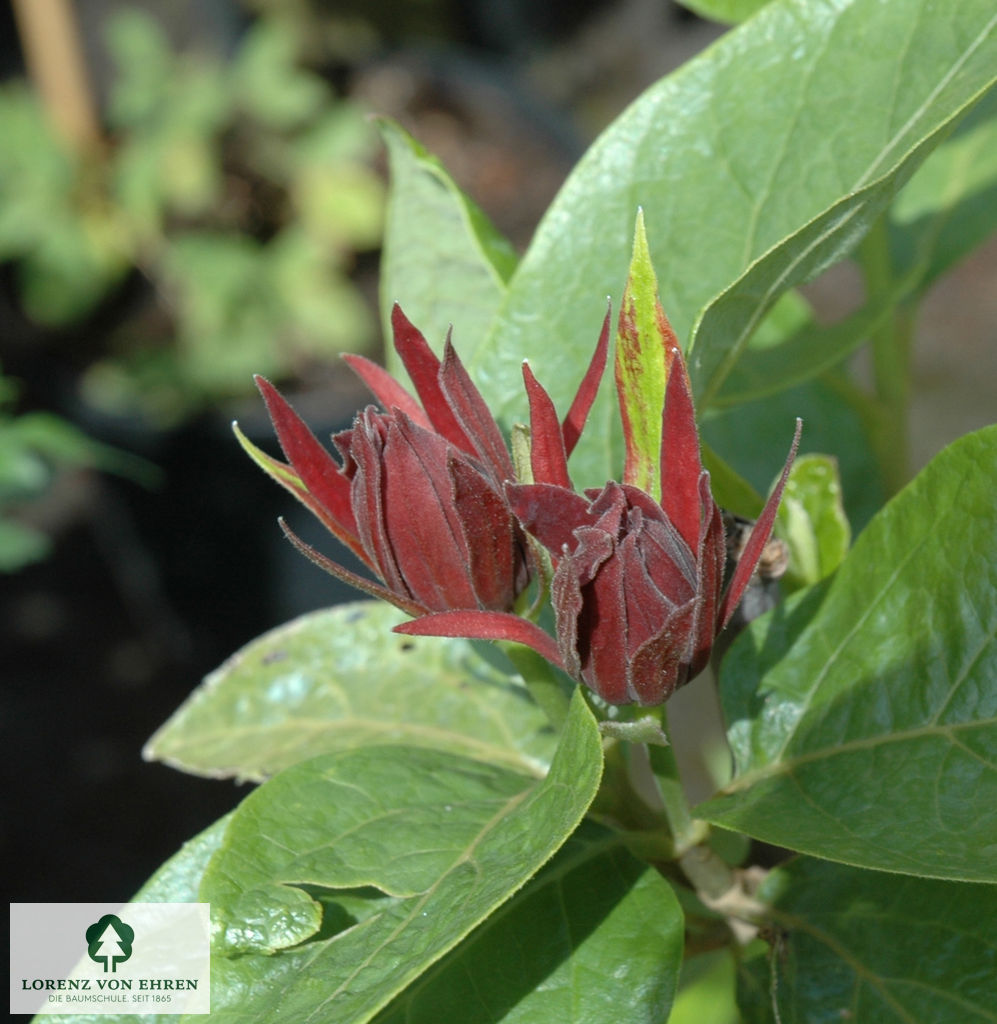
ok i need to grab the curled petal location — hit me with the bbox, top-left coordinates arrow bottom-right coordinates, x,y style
450,454 -> 522,610
688,475 -> 725,676
350,409 -> 407,597
440,337 -> 515,480
628,596 -> 699,704
507,482 -> 592,556
380,413 -> 477,611
389,305 -> 468,449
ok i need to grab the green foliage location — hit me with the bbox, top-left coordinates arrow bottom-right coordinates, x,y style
43,1 -> 997,1022
200,689 -> 602,1023
377,119 -> 517,375
463,0 -> 996,490
737,857 -> 997,1022
700,426 -> 997,880
144,602 -> 558,781
373,824 -> 684,1024
0,368 -> 155,571
1,8 -> 384,423
774,454 -> 850,589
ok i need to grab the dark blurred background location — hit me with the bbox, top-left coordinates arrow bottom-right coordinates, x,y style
2,0 -> 994,904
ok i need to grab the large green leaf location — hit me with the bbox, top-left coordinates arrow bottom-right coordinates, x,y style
378,119 -> 517,373
721,86 -> 997,408
698,425 -> 997,881
373,824 -> 683,1024
468,0 -> 997,488
200,688 -> 602,1023
737,857 -> 997,1023
144,601 -> 557,781
889,84 -> 997,290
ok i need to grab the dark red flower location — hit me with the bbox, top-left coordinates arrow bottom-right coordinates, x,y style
399,323 -> 799,705
239,304 -> 609,619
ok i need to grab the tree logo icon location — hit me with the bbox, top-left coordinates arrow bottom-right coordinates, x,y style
85,914 -> 134,973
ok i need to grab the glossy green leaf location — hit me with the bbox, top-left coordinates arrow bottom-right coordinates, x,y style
720,85 -> 997,408
889,84 -> 997,290
698,426 -> 997,880
373,824 -> 683,1024
468,0 -> 997,488
200,688 -> 602,1023
144,601 -> 557,781
736,857 -> 997,1023
775,453 -> 850,588
378,119 -> 517,374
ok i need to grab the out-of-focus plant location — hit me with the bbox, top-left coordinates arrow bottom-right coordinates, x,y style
0,366 -> 156,571
0,8 -> 384,424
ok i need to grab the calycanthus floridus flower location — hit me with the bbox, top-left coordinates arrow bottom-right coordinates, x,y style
398,217 -> 800,705
237,303 -> 608,621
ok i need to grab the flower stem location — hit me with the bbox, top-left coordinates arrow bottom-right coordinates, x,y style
645,709 -> 741,902
858,216 -> 915,496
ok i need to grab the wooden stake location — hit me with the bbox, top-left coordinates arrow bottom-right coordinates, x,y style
12,0 -> 102,153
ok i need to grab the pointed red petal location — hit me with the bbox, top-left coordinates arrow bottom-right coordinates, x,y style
390,305 -> 473,452
522,361 -> 571,488
342,353 -> 429,427
506,482 -> 591,556
719,418 -> 802,629
278,518 -> 426,617
254,377 -> 363,558
562,302 -> 611,457
439,336 -> 515,480
394,611 -> 565,670
659,346 -> 703,552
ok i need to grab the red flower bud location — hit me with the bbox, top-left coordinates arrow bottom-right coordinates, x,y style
239,306 -> 532,616
511,346 -> 798,704
400,328 -> 799,706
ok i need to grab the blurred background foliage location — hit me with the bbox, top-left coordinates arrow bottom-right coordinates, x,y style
0,2 -> 384,424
